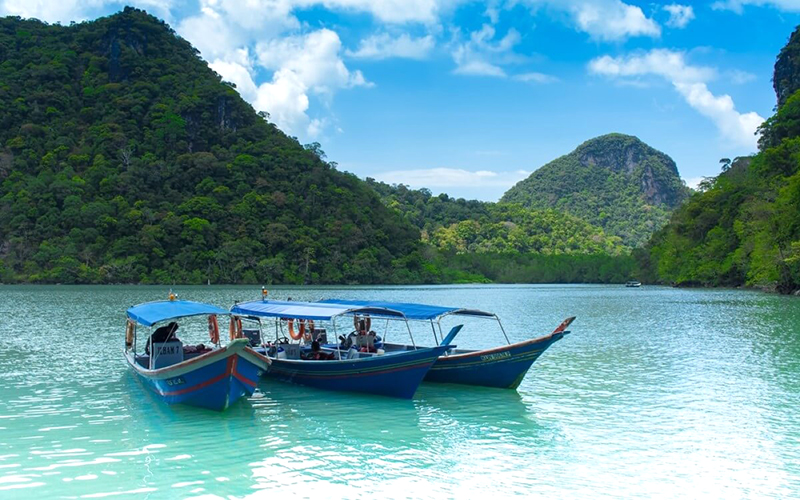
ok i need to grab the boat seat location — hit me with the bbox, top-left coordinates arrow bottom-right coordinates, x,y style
242,329 -> 261,347
150,340 -> 184,369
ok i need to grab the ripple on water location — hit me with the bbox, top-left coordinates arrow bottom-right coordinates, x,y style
0,285 -> 798,498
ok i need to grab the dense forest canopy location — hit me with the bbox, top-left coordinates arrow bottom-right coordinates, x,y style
0,8 -> 648,286
368,180 -> 634,283
368,179 -> 625,255
0,8 -> 431,284
638,25 -> 800,294
502,133 -> 690,248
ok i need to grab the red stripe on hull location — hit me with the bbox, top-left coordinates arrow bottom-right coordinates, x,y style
158,356 -> 235,397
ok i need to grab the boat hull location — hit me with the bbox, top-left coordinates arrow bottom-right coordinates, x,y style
423,332 -> 565,389
125,339 -> 269,411
263,345 -> 450,399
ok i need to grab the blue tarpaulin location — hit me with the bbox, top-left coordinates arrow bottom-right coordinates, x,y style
230,300 -> 406,321
127,300 -> 229,326
317,299 -> 494,321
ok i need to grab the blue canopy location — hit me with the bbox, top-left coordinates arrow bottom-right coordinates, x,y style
230,299 -> 406,321
127,300 -> 228,327
317,299 -> 494,321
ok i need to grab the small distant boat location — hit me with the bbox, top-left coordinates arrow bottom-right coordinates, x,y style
230,299 -> 452,399
319,299 -> 574,390
625,280 -> 642,287
124,297 -> 270,411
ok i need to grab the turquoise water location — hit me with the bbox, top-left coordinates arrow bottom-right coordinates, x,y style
0,284 -> 798,498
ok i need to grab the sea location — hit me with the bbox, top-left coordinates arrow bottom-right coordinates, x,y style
0,284 -> 798,499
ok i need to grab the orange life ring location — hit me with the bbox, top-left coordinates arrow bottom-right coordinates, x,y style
353,315 -> 371,332
229,316 -> 243,340
288,318 -> 314,341
208,315 -> 220,344
125,320 -> 135,349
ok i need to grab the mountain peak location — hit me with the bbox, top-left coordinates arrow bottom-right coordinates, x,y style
501,134 -> 689,247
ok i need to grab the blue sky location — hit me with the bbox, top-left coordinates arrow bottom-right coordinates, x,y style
2,1 -> 799,201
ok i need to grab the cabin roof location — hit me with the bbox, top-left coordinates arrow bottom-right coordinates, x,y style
127,300 -> 228,326
230,299 -> 406,321
317,299 -> 495,321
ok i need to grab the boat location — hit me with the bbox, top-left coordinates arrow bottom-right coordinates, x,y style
625,280 -> 642,287
229,298 -> 454,399
124,296 -> 270,411
318,299 -> 574,390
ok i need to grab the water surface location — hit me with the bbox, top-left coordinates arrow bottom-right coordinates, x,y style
0,285 -> 798,498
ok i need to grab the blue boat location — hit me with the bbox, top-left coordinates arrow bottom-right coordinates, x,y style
319,299 -> 575,390
230,299 -> 453,399
124,298 -> 270,411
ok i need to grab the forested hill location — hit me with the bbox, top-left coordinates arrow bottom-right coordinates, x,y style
0,8 -> 427,284
368,180 -> 625,255
367,180 -> 634,283
501,134 -> 690,247
638,26 -> 800,294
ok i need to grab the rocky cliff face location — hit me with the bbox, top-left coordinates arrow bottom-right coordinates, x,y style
774,25 -> 800,108
501,133 -> 690,247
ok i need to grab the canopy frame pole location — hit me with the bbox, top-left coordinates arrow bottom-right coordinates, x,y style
405,318 -> 416,349
430,320 -> 439,345
436,319 -> 449,355
384,319 -> 389,344
148,325 -> 156,369
332,317 -> 342,359
495,315 -> 510,345
256,317 -> 265,348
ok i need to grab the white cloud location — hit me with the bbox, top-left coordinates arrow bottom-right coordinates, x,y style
588,49 -> 716,83
177,3 -> 372,139
683,176 -> 704,190
589,49 -> 764,149
256,29 -> 369,96
376,167 -> 529,188
346,33 -> 435,60
712,0 -> 800,13
673,82 -> 764,149
663,4 -> 695,28
513,72 -> 559,83
0,0 -> 174,23
309,0 -> 445,24
451,23 -> 522,77
523,0 -> 660,41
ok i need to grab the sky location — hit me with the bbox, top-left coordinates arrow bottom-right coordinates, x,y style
2,1 -> 799,201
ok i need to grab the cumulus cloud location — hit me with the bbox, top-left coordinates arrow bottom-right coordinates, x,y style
712,0 -> 800,13
451,23 -> 522,77
589,49 -> 764,149
0,0 -> 174,23
346,33 -> 435,60
376,168 -> 530,188
178,2 -> 377,138
588,49 -> 716,83
310,0 -> 444,24
673,82 -> 764,149
522,0 -> 660,41
663,4 -> 695,28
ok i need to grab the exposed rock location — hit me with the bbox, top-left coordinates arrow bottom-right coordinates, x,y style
501,133 -> 690,247
774,25 -> 800,108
